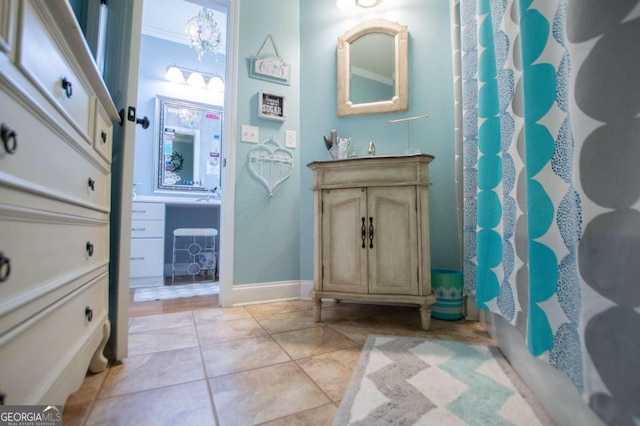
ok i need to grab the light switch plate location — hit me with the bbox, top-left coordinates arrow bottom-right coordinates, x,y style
241,125 -> 259,143
285,130 -> 296,148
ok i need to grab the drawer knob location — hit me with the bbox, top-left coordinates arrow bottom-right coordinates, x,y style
88,177 -> 96,191
1,123 -> 17,155
61,77 -> 73,98
85,306 -> 93,322
101,130 -> 108,144
86,242 -> 94,257
0,252 -> 10,283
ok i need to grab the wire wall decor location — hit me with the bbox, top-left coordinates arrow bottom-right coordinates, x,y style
247,136 -> 294,197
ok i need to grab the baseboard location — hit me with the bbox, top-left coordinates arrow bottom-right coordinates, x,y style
232,280 -> 303,306
299,280 -> 313,300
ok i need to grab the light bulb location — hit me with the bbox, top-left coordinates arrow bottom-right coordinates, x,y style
165,66 -> 185,83
207,76 -> 225,92
186,71 -> 206,88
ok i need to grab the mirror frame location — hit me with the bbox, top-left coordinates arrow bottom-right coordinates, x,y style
154,96 -> 223,194
337,18 -> 408,117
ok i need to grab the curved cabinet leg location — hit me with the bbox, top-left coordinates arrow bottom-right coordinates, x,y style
419,307 -> 431,331
89,319 -> 111,373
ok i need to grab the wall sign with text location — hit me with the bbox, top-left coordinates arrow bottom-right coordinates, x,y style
258,91 -> 286,122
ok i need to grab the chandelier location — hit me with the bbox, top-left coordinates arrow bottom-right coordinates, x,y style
177,107 -> 202,128
185,8 -> 222,61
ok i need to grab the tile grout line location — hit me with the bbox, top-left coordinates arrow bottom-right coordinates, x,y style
192,309 -> 222,426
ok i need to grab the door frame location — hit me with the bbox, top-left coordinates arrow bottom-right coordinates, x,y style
108,0 -> 238,360
218,0 -> 238,308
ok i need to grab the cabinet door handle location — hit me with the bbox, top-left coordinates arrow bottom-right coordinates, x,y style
1,123 -> 18,154
361,217 -> 366,249
369,217 -> 374,249
61,77 -> 73,98
131,256 -> 145,260
85,306 -> 93,322
88,177 -> 96,191
101,130 -> 108,144
131,227 -> 146,231
0,252 -> 10,283
132,210 -> 146,214
86,242 -> 94,257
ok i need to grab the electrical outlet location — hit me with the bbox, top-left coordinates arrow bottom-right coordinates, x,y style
241,125 -> 259,143
285,130 -> 296,148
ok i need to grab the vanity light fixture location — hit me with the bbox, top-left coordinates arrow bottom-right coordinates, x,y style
336,0 -> 382,9
164,66 -> 225,92
356,0 -> 382,7
185,7 -> 222,60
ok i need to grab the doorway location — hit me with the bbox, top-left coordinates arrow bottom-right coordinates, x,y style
129,0 -> 231,303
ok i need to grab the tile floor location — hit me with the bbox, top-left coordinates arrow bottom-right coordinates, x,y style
63,294 -> 494,425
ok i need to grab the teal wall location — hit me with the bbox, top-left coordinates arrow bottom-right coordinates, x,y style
299,0 -> 460,281
234,0 -> 301,284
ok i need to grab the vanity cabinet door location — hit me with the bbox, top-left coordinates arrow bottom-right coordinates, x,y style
367,186 -> 419,295
321,188 -> 368,294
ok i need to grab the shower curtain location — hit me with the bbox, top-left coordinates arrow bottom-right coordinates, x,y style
450,0 -> 640,424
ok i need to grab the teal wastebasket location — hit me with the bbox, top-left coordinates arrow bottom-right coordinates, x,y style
431,269 -> 464,320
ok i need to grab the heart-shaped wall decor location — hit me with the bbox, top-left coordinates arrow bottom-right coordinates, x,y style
248,137 -> 294,197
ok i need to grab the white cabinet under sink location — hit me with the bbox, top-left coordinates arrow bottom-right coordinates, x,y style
130,202 -> 165,287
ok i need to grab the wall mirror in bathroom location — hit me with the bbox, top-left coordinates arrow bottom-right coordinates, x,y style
337,18 -> 408,117
154,96 -> 223,194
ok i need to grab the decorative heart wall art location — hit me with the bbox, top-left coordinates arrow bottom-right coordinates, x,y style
248,137 -> 294,197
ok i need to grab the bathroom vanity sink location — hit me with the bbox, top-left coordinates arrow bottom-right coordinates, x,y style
307,154 -> 436,330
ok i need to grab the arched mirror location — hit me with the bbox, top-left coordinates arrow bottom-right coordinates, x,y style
337,18 -> 408,117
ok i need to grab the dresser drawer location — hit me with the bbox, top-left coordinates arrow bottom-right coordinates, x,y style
0,273 -> 108,404
131,202 -> 165,220
16,1 -> 92,141
130,238 -> 164,278
0,211 -> 108,318
0,84 -> 109,210
131,220 -> 164,238
93,101 -> 113,163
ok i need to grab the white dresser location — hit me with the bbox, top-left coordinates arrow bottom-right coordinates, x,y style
308,155 -> 437,330
130,202 -> 165,287
0,0 -> 118,404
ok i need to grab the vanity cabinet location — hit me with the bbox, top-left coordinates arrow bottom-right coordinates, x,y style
130,202 -> 165,287
0,1 -> 118,404
308,155 -> 436,330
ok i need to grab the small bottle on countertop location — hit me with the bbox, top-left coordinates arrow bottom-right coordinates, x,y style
367,141 -> 376,155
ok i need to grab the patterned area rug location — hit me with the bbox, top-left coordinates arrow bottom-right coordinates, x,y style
133,282 -> 219,302
334,335 -> 552,426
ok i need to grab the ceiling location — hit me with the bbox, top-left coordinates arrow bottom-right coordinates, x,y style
141,0 -> 227,49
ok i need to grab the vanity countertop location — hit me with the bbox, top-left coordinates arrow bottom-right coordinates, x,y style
134,195 -> 221,206
307,153 -> 434,167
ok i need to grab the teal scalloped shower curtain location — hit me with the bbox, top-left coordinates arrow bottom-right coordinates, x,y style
450,0 -> 640,424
